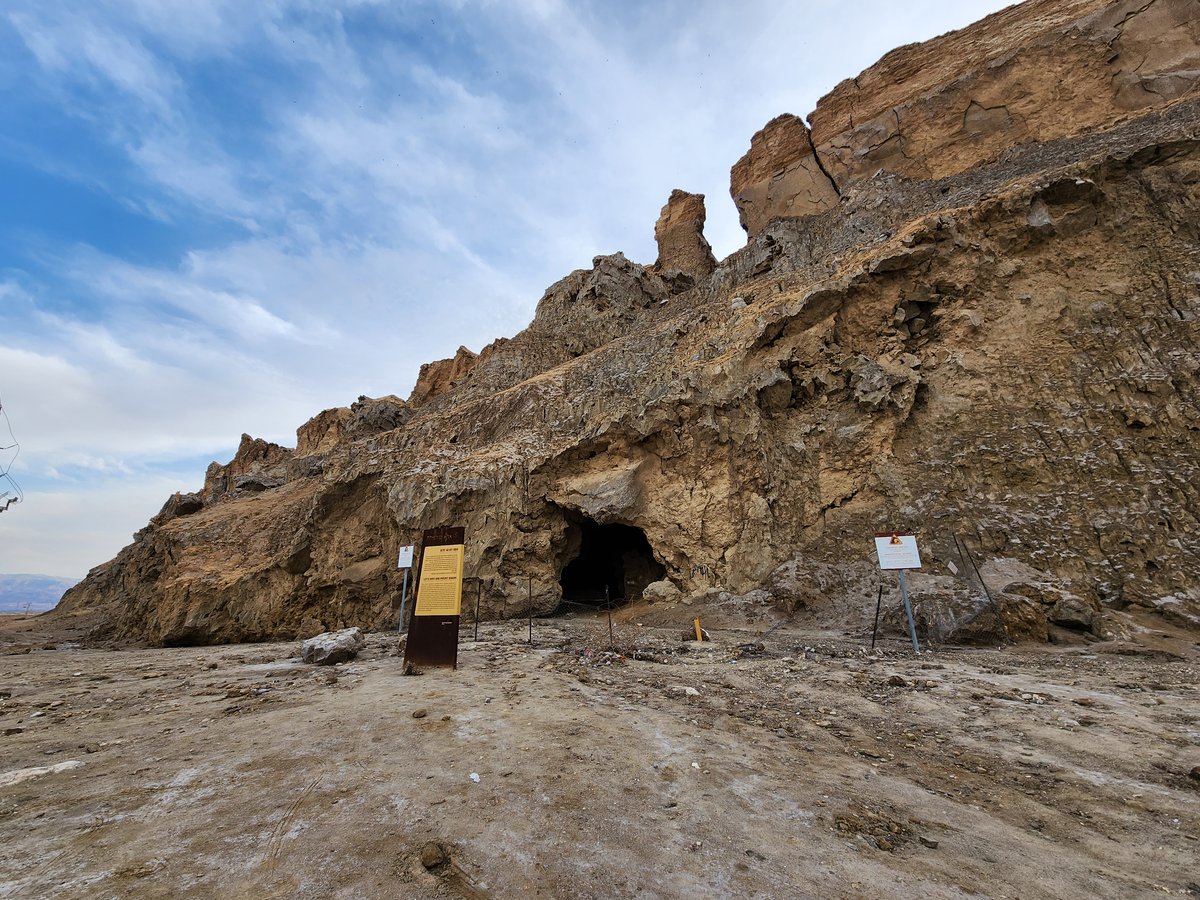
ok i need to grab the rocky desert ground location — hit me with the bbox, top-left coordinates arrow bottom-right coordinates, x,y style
2,604 -> 1197,899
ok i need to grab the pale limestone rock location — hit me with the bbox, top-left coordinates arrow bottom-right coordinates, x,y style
301,627 -> 365,665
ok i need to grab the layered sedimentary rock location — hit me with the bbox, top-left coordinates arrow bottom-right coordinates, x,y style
59,0 -> 1200,645
650,189 -> 717,288
408,347 -> 478,407
733,0 -> 1200,235
730,114 -> 839,236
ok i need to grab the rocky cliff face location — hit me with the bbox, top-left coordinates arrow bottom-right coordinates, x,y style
59,0 -> 1200,645
732,0 -> 1200,234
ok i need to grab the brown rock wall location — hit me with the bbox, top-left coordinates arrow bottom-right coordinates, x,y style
732,0 -> 1200,237
730,114 -> 840,236
650,189 -> 717,285
408,346 -> 479,407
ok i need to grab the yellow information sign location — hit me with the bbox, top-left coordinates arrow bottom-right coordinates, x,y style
414,543 -> 465,616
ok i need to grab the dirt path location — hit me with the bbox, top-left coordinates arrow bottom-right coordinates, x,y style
0,616 -> 1197,898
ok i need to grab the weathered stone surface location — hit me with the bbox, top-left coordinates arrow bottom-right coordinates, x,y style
733,0 -> 1200,237
642,580 -> 681,603
651,189 -> 717,286
408,346 -> 478,407
55,1 -> 1200,646
203,433 -> 293,503
300,627 -> 365,665
730,114 -> 840,236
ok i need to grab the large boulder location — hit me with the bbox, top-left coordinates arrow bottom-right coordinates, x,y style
301,627 -> 366,665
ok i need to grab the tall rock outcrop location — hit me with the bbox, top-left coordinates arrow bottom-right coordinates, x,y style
58,0 -> 1200,645
730,114 -> 839,236
732,0 -> 1200,237
408,347 -> 479,407
650,189 -> 717,288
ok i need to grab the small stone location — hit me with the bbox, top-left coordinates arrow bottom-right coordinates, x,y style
887,675 -> 908,687
919,836 -> 939,849
412,709 -> 427,719
3,727 -> 23,736
1189,766 -> 1200,782
419,841 -> 448,869
877,839 -> 893,851
1072,697 -> 1096,707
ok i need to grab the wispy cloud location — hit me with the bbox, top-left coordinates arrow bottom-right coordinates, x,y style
0,0 -> 1013,577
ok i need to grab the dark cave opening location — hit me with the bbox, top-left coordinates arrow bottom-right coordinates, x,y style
558,517 -> 665,608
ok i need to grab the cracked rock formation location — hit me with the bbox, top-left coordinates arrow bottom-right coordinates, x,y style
650,189 -> 718,288
730,114 -> 840,237
58,0 -> 1200,645
732,0 -> 1200,236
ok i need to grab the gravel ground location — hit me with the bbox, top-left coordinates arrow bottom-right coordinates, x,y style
1,610 -> 1198,899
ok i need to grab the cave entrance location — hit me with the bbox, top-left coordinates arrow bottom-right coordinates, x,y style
559,517 -> 665,608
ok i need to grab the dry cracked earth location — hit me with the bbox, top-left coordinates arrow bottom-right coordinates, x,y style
1,607 -> 1198,899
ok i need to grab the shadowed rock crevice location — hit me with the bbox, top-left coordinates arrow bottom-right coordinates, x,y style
558,516 -> 665,607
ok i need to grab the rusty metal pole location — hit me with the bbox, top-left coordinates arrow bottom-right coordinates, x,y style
607,584 -> 614,650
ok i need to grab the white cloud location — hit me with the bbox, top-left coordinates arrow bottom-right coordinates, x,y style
0,474 -> 192,579
0,0 -> 1015,578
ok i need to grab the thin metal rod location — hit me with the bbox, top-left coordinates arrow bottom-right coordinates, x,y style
871,584 -> 883,650
398,569 -> 409,633
606,585 -> 614,650
898,570 -> 921,655
957,534 -> 1007,641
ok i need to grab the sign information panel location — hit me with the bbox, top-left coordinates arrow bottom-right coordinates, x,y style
874,533 -> 922,570
413,543 -> 465,616
397,544 -> 414,569
404,526 -> 465,670
872,531 -> 922,654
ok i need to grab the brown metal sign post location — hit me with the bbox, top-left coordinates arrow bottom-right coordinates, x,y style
404,526 -> 465,669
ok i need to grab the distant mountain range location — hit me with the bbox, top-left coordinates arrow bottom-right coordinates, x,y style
0,574 -> 80,613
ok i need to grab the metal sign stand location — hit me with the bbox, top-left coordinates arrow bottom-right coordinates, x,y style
404,526 -> 465,670
898,570 -> 921,655
474,579 -> 481,642
398,568 -> 410,633
870,585 -> 884,650
397,543 -> 414,633
873,532 -> 923,657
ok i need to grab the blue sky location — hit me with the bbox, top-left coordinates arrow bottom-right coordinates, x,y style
0,0 -> 1012,579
